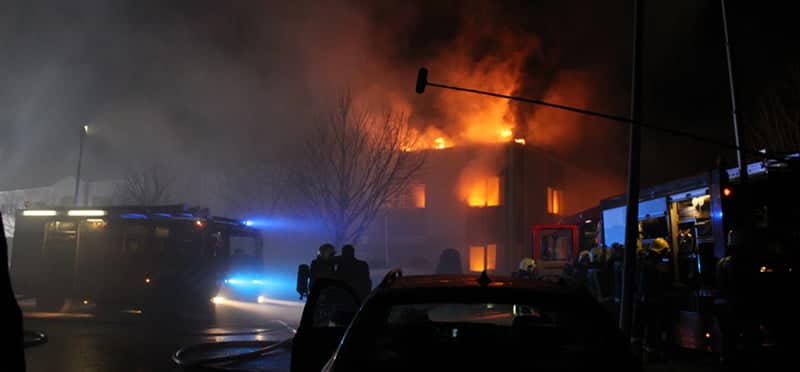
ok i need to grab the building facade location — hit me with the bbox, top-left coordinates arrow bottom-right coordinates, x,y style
360,142 -> 622,275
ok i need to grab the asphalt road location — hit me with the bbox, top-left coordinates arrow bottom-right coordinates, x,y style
19,296 -> 740,372
22,298 -> 303,372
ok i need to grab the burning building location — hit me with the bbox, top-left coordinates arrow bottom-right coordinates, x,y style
362,137 -> 622,275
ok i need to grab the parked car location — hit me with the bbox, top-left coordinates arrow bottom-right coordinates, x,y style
291,270 -> 640,372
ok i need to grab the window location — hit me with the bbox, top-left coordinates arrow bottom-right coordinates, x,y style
466,177 -> 500,207
469,244 -> 497,272
388,184 -> 426,209
230,235 -> 258,258
547,187 -> 563,215
539,229 -> 573,262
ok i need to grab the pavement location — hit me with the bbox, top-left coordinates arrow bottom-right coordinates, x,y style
21,293 -> 763,372
21,297 -> 302,372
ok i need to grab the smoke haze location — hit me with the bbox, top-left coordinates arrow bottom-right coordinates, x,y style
1,0 -> 642,199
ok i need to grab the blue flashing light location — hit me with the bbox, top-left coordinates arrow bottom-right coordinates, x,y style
224,276 -> 281,289
222,273 -> 296,300
239,216 -> 325,232
120,213 -> 147,219
154,213 -> 171,217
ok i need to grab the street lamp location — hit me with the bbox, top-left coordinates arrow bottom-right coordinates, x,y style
73,125 -> 88,206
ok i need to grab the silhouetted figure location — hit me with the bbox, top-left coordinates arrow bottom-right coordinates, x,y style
716,229 -> 761,369
1,213 -> 26,371
336,244 -> 371,301
435,248 -> 463,274
516,257 -> 537,279
610,243 -> 625,313
635,238 -> 672,362
308,243 -> 337,292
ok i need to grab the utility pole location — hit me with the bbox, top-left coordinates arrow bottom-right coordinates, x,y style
721,0 -> 747,184
384,213 -> 389,267
620,0 -> 644,339
73,125 -> 88,206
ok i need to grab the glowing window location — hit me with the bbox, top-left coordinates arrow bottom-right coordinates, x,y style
469,244 -> 497,272
467,177 -> 500,207
413,184 -> 426,208
388,184 -> 426,209
547,187 -> 563,215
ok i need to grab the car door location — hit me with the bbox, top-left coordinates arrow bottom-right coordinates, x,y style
291,278 -> 361,372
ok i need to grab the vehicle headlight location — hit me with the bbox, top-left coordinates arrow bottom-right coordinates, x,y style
211,296 -> 226,304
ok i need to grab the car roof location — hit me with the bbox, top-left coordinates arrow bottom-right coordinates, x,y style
382,274 -> 567,291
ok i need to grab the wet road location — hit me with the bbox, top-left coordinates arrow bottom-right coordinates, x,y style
22,298 -> 303,372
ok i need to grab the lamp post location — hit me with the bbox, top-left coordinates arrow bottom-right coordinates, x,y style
73,125 -> 88,206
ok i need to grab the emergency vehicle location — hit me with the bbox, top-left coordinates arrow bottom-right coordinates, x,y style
531,153 -> 798,352
11,205 -> 264,313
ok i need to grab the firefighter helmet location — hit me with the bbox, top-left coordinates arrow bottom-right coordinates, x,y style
519,257 -> 536,271
317,243 -> 336,259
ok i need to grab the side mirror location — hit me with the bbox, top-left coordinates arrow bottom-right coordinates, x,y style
296,264 -> 309,300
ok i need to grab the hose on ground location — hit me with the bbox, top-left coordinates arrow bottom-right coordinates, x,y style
172,321 -> 295,370
23,329 -> 48,348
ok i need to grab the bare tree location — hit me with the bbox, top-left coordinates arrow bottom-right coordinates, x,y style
113,163 -> 175,205
749,66 -> 800,155
296,94 -> 425,246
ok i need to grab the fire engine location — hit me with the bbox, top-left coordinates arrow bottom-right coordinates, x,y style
531,153 -> 798,352
11,205 -> 265,313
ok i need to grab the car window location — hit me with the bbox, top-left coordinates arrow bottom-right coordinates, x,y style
230,235 -> 258,258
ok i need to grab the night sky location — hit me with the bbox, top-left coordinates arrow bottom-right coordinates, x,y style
0,0 -> 797,191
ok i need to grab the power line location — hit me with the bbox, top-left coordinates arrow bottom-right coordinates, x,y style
418,71 -> 794,159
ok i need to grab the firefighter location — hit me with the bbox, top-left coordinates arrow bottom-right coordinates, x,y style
517,257 -> 536,279
610,243 -> 625,313
435,248 -> 463,274
716,229 -> 761,369
636,237 -> 672,361
587,244 -> 607,301
335,244 -> 372,302
308,243 -> 337,292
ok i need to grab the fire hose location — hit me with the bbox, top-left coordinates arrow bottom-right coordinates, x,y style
172,321 -> 296,370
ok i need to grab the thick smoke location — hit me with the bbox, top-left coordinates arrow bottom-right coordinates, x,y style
1,0 -> 630,205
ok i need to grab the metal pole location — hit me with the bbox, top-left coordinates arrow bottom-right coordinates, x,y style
384,213 -> 389,267
507,143 -> 514,273
721,0 -> 748,184
73,126 -> 87,206
620,0 -> 644,339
